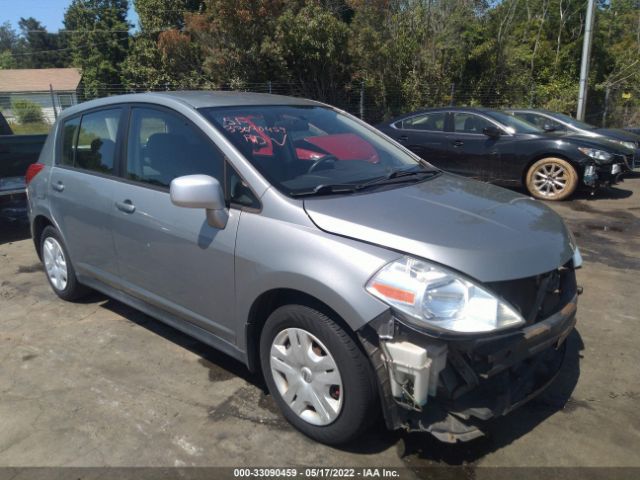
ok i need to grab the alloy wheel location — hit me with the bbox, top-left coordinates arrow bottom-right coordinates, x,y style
43,237 -> 68,291
269,327 -> 343,426
533,162 -> 568,197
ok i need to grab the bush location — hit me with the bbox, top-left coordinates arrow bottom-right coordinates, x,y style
11,98 -> 44,124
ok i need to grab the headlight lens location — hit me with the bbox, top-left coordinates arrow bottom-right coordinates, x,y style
577,147 -> 613,164
366,256 -> 525,333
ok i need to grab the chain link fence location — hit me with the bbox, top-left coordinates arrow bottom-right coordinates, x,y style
3,80 -> 640,131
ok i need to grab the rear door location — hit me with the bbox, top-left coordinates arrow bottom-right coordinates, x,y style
48,107 -> 124,281
448,112 -> 502,181
388,111 -> 450,166
110,105 -> 241,342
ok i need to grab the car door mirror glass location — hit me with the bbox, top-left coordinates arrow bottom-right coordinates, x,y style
170,174 -> 229,228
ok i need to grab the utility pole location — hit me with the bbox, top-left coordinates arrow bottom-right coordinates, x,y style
576,0 -> 596,121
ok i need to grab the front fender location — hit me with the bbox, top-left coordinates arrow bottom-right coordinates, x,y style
234,210 -> 400,352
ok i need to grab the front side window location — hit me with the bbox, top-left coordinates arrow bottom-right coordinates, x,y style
453,113 -> 494,134
401,112 -> 447,131
512,112 -> 560,131
485,111 -> 542,134
75,108 -> 121,173
126,107 -> 223,189
201,105 -> 431,196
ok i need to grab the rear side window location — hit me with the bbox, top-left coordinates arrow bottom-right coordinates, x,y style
125,107 -> 224,189
60,117 -> 80,166
75,109 -> 121,173
401,112 -> 447,131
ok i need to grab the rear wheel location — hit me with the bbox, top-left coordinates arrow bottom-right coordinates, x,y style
40,226 -> 88,301
526,157 -> 578,201
259,305 -> 378,445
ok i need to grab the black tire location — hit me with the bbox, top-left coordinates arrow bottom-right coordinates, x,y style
40,225 -> 89,301
259,304 -> 379,445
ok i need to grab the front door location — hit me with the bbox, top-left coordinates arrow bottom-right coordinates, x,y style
448,112 -> 501,181
111,106 -> 239,342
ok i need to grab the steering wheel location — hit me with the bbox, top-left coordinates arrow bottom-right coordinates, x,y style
308,155 -> 339,173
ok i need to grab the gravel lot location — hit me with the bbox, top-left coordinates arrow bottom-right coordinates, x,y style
0,177 -> 639,473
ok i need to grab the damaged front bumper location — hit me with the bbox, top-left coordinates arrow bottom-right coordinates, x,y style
583,162 -> 624,188
358,267 -> 579,443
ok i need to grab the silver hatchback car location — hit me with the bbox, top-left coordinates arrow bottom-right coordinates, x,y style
26,92 -> 582,445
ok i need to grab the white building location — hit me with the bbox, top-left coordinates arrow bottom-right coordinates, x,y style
0,68 -> 82,125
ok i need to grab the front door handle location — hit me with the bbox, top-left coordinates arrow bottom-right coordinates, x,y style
52,181 -> 64,192
397,135 -> 409,142
115,200 -> 136,214
452,140 -> 464,147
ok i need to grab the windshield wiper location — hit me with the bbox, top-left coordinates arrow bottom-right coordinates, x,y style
289,168 -> 439,197
356,168 -> 439,189
290,183 -> 360,197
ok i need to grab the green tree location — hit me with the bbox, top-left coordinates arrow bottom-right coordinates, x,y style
0,21 -> 19,68
64,0 -> 131,98
17,17 -> 69,68
186,0 -> 287,86
275,1 -> 351,102
122,0 -> 204,90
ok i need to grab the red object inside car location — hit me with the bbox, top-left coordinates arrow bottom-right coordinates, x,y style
299,134 -> 379,163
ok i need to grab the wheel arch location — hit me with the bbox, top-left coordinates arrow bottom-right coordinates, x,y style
31,214 -> 55,260
244,288 -> 360,374
521,152 -> 582,186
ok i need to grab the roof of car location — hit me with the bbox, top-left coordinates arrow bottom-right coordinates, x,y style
504,108 -> 554,114
59,90 -> 323,119
386,106 -> 499,122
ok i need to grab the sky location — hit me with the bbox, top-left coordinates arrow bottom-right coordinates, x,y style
1,0 -> 139,32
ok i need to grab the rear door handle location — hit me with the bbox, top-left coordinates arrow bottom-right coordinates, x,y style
452,140 -> 464,147
52,181 -> 64,192
397,135 -> 409,142
115,200 -> 136,214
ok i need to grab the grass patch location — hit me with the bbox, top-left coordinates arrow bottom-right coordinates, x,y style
9,122 -> 52,135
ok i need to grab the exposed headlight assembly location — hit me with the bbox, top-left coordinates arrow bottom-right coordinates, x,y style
577,147 -> 613,164
366,256 -> 525,334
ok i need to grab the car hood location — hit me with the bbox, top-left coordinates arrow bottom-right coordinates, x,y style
594,128 -> 640,143
303,174 -> 574,283
547,133 -> 634,155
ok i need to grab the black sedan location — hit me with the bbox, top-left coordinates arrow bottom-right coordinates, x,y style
377,107 -> 631,200
505,108 -> 640,170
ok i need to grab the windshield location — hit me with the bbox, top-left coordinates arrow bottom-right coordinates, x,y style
486,111 -> 542,134
201,105 -> 432,196
549,112 -> 596,130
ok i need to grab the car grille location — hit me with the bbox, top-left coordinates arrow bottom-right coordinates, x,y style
486,267 -> 576,324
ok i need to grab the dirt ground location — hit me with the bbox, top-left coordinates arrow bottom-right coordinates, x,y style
0,176 -> 639,475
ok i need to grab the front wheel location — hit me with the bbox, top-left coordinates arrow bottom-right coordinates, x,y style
526,157 -> 578,201
259,305 -> 378,445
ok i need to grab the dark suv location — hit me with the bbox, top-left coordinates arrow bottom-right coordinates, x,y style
377,107 -> 630,200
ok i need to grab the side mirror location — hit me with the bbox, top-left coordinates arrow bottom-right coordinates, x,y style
482,126 -> 502,138
543,124 -> 557,132
170,174 -> 229,229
